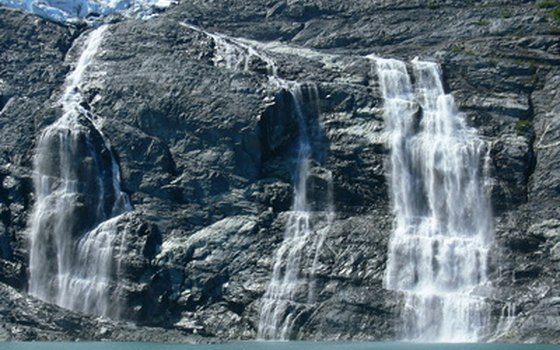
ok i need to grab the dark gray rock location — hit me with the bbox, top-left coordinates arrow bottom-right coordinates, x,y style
0,280 -> 214,342
0,0 -> 559,343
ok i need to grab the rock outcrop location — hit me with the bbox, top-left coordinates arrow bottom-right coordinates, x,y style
0,0 -> 559,343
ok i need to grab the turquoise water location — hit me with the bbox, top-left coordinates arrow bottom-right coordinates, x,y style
1,342 -> 558,350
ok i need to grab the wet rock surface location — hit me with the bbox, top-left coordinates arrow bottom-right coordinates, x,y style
0,0 -> 559,343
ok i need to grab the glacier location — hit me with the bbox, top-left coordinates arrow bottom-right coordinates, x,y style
0,0 -> 174,23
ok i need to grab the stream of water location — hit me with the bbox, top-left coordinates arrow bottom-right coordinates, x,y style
180,23 -> 335,340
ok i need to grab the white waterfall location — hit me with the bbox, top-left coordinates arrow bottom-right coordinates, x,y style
57,216 -> 122,316
183,24 -> 335,339
258,82 -> 311,340
375,57 -> 493,342
28,25 -> 131,318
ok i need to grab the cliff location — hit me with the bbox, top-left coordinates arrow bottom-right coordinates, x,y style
0,0 -> 559,343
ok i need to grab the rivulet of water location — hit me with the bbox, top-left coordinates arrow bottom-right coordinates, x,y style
177,24 -> 334,339
257,81 -> 322,340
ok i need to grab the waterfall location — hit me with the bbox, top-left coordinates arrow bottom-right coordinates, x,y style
28,25 -> 131,318
258,82 -> 312,340
258,81 -> 334,339
179,23 -> 334,339
375,57 -> 493,342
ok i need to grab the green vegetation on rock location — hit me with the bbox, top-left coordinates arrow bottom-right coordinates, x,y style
515,119 -> 532,136
538,0 -> 557,9
477,19 -> 490,26
552,7 -> 560,23
537,0 -> 560,23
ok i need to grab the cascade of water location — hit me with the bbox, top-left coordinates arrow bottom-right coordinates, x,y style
178,23 -> 333,338
494,301 -> 516,338
58,216 -> 122,316
257,79 -> 335,339
28,25 -> 131,318
375,56 -> 493,342
178,22 -> 278,76
258,81 -> 322,340
210,34 -> 278,76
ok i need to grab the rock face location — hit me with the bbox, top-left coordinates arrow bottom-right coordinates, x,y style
0,0 -> 559,343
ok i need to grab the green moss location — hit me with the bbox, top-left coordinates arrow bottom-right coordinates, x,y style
530,74 -> 539,86
451,46 -> 462,53
477,19 -> 490,26
513,58 -> 539,69
537,0 -> 560,24
552,7 -> 560,23
537,0 -> 557,9
515,119 -> 532,136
